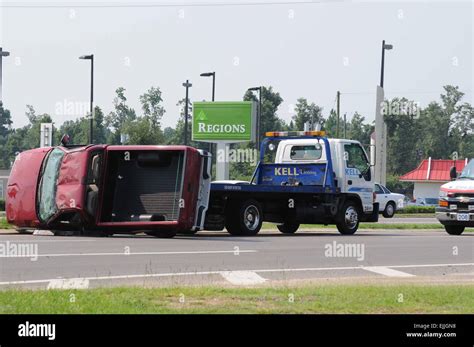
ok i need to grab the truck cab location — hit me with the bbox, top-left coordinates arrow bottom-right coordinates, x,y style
272,137 -> 374,214
7,142 -> 211,238
436,159 -> 474,235
205,131 -> 378,236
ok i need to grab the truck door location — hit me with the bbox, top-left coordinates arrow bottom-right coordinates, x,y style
343,142 -> 374,213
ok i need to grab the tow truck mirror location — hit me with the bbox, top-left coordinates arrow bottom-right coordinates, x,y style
449,166 -> 457,180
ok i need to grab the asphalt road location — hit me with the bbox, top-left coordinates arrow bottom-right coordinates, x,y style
0,228 -> 472,289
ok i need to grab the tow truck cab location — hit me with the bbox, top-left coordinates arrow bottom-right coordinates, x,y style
436,159 -> 474,235
7,144 -> 211,238
205,131 -> 378,236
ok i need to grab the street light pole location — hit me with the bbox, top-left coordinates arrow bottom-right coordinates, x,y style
380,40 -> 393,88
200,72 -> 216,101
0,47 -> 11,104
248,86 -> 262,148
79,54 -> 94,144
182,80 -> 192,145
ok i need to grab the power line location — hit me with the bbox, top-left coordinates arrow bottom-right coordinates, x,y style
1,0 -> 345,9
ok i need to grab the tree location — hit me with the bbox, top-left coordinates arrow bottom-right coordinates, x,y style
243,86 -> 284,142
105,87 -> 137,144
0,102 -> 13,168
292,98 -> 324,131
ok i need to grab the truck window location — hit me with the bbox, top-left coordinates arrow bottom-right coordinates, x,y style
344,143 -> 370,180
37,148 -> 65,222
289,145 -> 322,161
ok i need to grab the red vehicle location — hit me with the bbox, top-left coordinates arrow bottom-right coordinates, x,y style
6,141 -> 211,238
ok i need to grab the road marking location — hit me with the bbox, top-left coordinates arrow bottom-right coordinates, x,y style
220,271 -> 267,285
0,249 -> 257,259
0,262 -> 472,286
362,266 -> 415,277
47,279 -> 89,290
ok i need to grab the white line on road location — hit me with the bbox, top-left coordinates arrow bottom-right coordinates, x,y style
0,249 -> 257,258
362,266 -> 415,277
220,271 -> 267,285
47,279 -> 90,290
0,262 -> 472,286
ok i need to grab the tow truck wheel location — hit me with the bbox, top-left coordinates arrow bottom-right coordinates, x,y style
444,225 -> 465,235
277,223 -> 300,234
336,201 -> 360,235
226,199 -> 263,236
145,230 -> 177,238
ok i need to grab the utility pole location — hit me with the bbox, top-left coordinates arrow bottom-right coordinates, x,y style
0,47 -> 11,104
79,54 -> 94,144
182,80 -> 192,145
336,91 -> 340,138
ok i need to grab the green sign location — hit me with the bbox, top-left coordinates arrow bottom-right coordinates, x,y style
192,102 -> 256,142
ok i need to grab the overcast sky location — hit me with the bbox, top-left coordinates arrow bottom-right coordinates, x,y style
0,0 -> 472,129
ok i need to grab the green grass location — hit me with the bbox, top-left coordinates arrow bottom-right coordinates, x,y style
0,284 -> 472,314
0,217 -> 12,229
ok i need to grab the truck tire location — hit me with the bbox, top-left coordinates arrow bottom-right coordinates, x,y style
382,201 -> 396,218
225,199 -> 263,236
444,225 -> 465,235
145,229 -> 176,238
277,223 -> 300,234
336,201 -> 360,235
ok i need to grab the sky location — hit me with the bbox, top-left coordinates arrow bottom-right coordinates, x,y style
0,0 -> 472,130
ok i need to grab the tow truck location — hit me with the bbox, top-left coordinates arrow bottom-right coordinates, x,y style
203,130 -> 379,235
436,159 -> 474,235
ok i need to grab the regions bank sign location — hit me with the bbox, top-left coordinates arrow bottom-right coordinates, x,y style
192,101 -> 256,142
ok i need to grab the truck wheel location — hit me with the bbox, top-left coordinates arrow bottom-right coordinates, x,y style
444,225 -> 465,235
145,230 -> 177,238
382,202 -> 396,218
225,199 -> 263,236
336,201 -> 360,235
277,223 -> 300,234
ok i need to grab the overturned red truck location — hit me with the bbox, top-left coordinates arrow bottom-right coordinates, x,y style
6,141 -> 211,238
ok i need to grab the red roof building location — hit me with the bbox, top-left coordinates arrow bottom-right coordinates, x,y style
400,157 -> 469,199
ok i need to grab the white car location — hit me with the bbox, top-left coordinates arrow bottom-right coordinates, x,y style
375,183 -> 405,218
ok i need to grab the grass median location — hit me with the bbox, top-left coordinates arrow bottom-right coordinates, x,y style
0,284 -> 472,314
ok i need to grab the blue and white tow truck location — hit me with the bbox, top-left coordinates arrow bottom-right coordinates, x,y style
203,130 -> 379,235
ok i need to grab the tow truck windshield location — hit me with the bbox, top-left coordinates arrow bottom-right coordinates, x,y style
37,148 -> 65,222
458,160 -> 474,180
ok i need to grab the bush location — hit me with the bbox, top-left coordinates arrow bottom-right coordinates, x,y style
0,199 -> 4,211
399,205 -> 435,214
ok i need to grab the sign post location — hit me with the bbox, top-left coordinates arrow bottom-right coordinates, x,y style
192,101 -> 256,180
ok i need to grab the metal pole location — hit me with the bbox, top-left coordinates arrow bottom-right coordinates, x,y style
90,55 -> 94,144
0,47 -> 10,104
0,49 -> 3,103
257,87 -> 262,148
184,80 -> 190,146
336,91 -> 340,138
211,73 -> 215,102
380,40 -> 385,88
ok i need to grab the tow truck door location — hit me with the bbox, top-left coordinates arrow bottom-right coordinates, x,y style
342,142 -> 374,213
